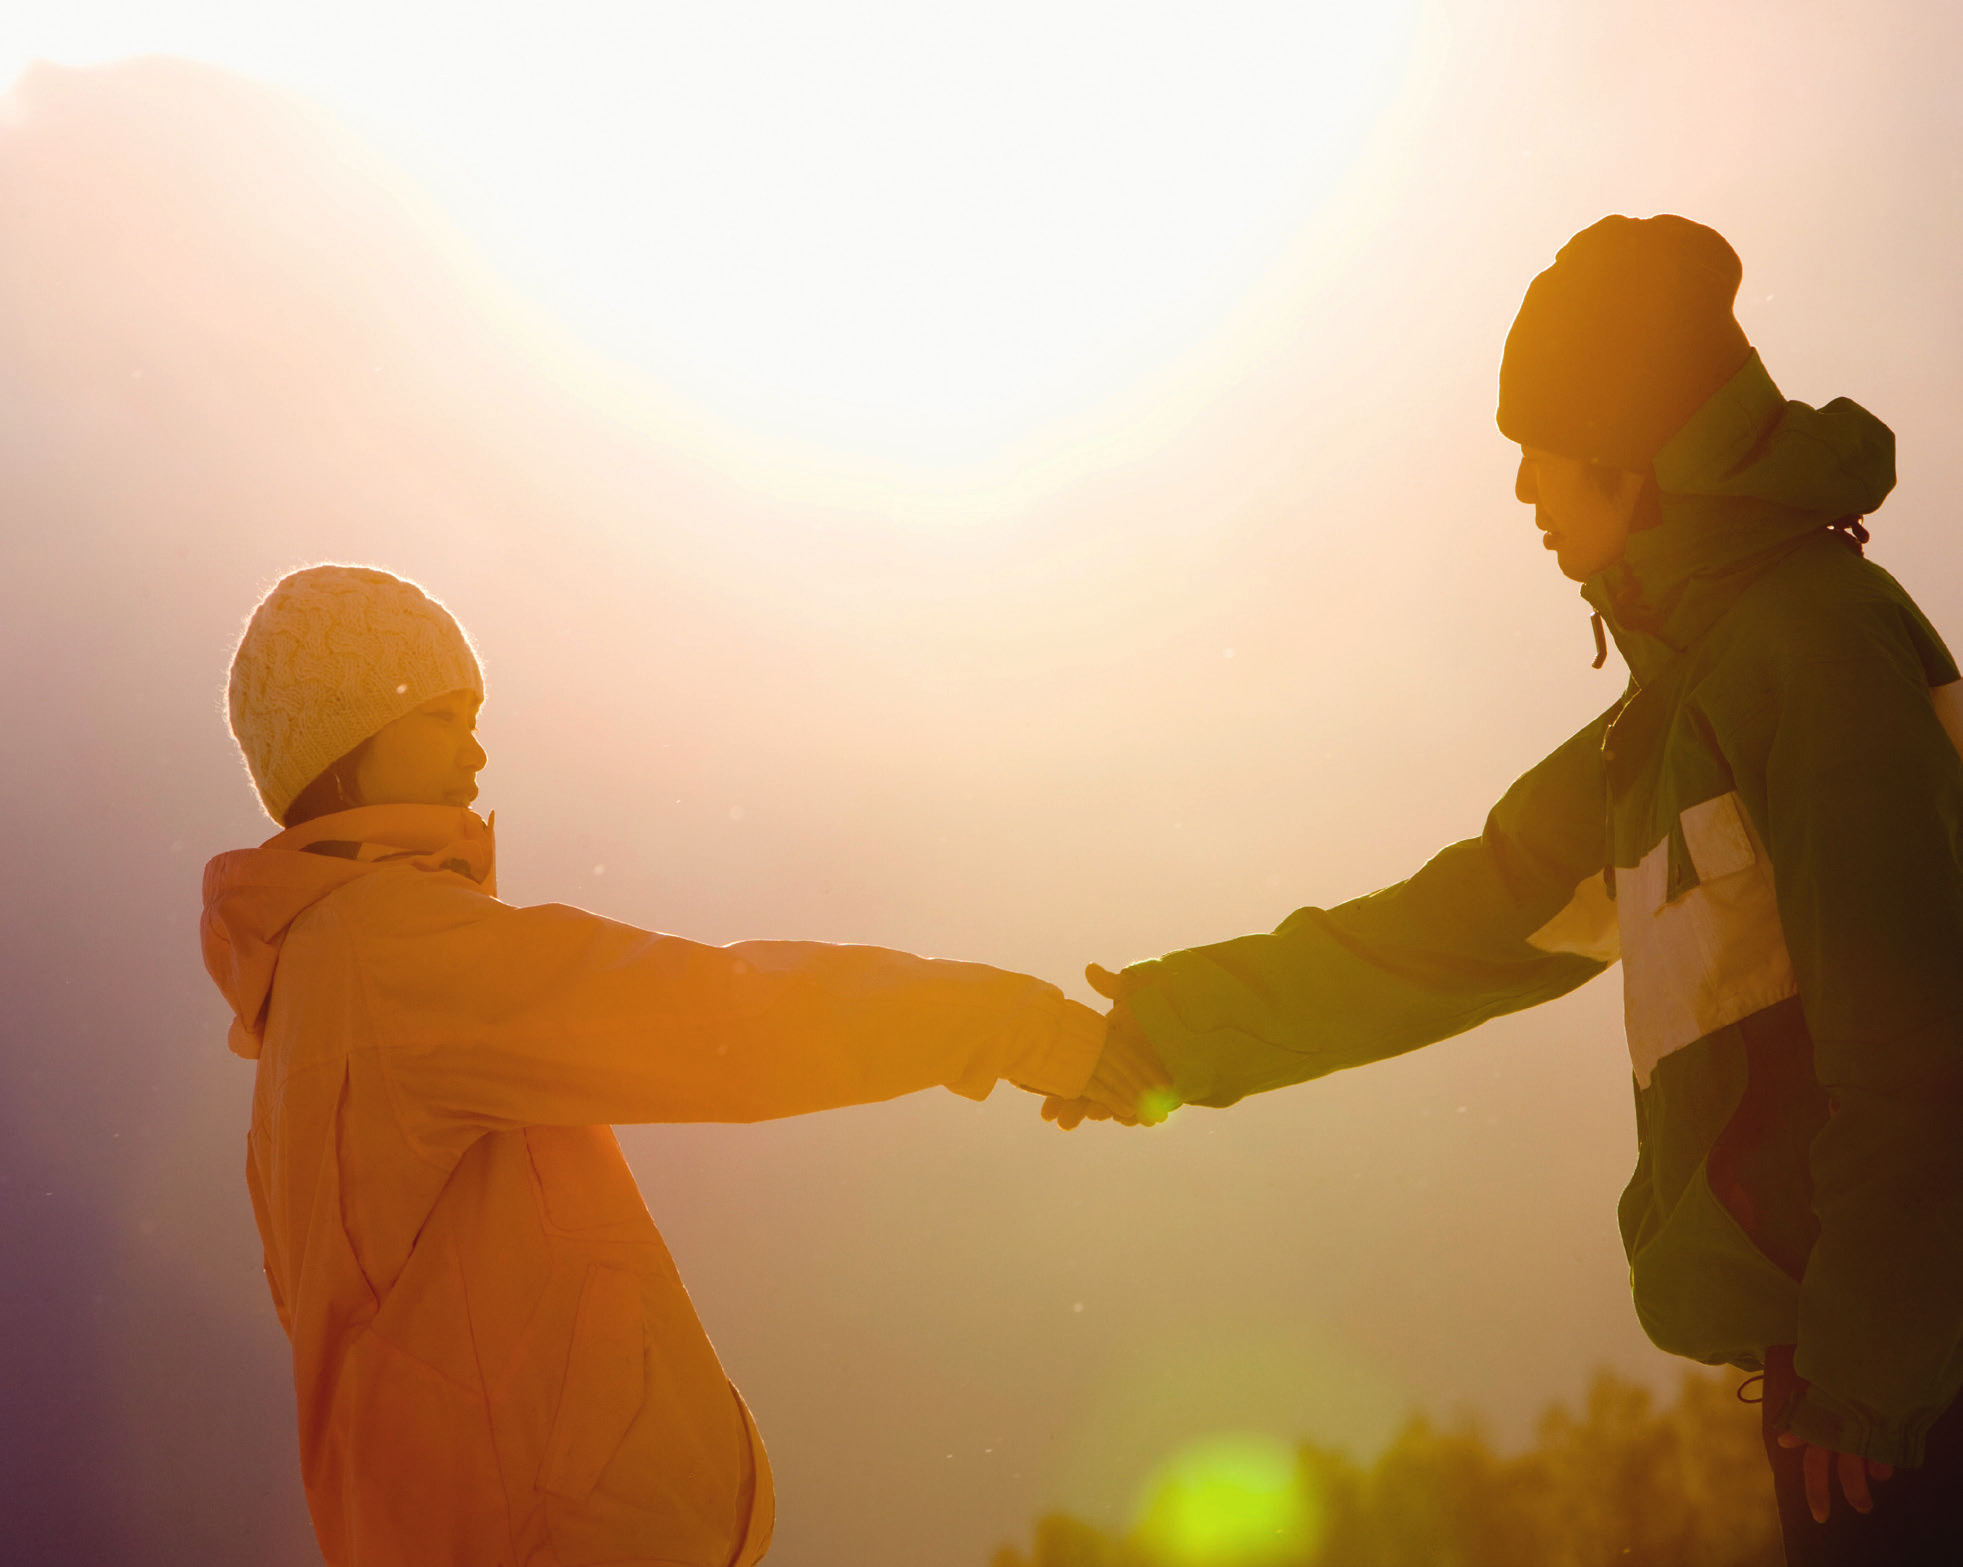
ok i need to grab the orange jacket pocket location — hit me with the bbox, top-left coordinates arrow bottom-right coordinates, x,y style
540,1264 -> 646,1501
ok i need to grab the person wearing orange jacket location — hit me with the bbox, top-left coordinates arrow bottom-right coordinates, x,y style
201,564 -> 1165,1567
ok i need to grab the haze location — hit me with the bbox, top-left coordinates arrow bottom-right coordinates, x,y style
2,3 -> 1959,1565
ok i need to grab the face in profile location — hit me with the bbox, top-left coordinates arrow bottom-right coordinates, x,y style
355,689 -> 487,809
1515,446 -> 1649,583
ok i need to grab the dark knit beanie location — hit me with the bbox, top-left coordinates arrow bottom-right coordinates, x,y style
1497,215 -> 1752,471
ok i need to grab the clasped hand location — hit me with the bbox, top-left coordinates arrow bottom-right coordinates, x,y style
1041,963 -> 1179,1130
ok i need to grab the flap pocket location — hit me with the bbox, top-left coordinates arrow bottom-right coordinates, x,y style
541,1264 -> 646,1501
1680,792 -> 1756,884
525,1124 -> 651,1234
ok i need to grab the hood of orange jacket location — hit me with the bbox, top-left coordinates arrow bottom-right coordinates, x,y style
201,805 -> 495,1059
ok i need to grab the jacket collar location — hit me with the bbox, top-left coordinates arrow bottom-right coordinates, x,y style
271,804 -> 496,889
1579,352 -> 1896,687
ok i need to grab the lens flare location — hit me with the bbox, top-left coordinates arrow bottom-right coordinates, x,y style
1133,1433 -> 1321,1566
1140,1087 -> 1184,1124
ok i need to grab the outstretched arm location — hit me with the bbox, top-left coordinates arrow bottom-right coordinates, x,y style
1107,702 -> 1622,1112
326,879 -> 1104,1158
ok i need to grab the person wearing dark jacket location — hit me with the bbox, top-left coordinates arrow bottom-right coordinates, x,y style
1055,215 -> 1963,1562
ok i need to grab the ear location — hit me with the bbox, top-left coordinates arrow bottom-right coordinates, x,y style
1618,467 -> 1648,506
1625,470 -> 1664,533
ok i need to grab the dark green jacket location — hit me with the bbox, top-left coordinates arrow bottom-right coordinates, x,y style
1119,353 -> 1963,1466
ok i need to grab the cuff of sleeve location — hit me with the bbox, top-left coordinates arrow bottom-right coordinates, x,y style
1785,1384 -> 1929,1469
1003,998 -> 1104,1100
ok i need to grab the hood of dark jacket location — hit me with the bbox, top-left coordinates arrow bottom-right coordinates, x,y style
201,804 -> 494,1059
1582,351 -> 1897,683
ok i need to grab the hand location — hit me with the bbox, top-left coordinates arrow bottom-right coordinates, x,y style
1774,1430 -> 1894,1523
1041,964 -> 1179,1130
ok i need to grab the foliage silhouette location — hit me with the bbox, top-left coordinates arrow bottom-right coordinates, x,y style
992,1368 -> 1781,1567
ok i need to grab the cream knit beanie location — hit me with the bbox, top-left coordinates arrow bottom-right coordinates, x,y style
228,564 -> 484,823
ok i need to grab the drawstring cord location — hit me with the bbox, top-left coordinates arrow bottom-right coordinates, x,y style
1586,517 -> 1867,671
1737,1373 -> 1766,1405
1826,515 -> 1870,555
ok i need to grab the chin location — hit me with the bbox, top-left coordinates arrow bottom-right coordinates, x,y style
1554,550 -> 1597,583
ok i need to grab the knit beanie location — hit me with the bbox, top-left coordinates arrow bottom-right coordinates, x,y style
227,565 -> 483,823
1497,214 -> 1753,471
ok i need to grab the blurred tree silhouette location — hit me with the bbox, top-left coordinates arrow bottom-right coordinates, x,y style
992,1368 -> 1781,1567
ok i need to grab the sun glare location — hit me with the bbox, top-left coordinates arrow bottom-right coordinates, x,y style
1134,1434 -> 1322,1566
5,2 -> 1414,460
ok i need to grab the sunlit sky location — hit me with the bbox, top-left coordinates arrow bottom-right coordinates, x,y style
3,1 -> 1416,454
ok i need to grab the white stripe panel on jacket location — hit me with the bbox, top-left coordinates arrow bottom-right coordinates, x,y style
1527,871 -> 1621,964
1934,679 -> 1963,758
1618,791 -> 1798,1087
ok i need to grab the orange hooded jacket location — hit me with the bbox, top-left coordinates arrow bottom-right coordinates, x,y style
200,804 -> 1102,1567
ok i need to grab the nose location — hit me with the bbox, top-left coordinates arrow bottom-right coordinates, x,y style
1515,458 -> 1537,505
461,735 -> 488,773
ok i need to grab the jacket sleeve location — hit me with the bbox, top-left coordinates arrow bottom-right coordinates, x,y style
329,882 -> 1104,1150
1729,602 -> 1963,1467
1119,704 -> 1622,1108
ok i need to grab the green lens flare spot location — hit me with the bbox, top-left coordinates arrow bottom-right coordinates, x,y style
1133,1434 -> 1320,1566
1139,1087 -> 1183,1124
